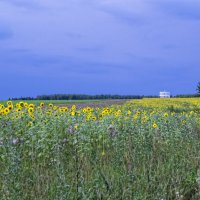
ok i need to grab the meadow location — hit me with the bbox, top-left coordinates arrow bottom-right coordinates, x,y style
0,98 -> 200,200
0,100 -> 103,106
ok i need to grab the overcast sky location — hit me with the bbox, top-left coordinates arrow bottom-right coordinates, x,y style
0,0 -> 200,99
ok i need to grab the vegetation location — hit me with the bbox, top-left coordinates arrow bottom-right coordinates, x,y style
10,94 -> 145,101
175,94 -> 200,98
0,98 -> 200,199
197,82 -> 200,95
8,92 -> 200,101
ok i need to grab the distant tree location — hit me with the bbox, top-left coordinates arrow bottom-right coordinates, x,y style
197,82 -> 200,94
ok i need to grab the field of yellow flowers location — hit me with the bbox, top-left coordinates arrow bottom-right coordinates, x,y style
0,98 -> 200,199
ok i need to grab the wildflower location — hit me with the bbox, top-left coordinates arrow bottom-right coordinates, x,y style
62,138 -> 68,144
0,139 -> 3,146
108,124 -> 114,130
11,138 -> 19,145
108,124 -> 117,138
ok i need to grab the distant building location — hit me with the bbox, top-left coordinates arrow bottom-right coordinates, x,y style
159,91 -> 170,98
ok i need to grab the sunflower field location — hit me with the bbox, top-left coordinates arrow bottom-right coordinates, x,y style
0,98 -> 200,200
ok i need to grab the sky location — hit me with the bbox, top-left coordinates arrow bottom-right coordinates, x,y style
0,0 -> 200,99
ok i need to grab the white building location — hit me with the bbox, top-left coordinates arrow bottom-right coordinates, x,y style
159,91 -> 170,98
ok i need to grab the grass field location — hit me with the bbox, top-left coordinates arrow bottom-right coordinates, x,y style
0,98 -> 200,199
0,99 -> 103,105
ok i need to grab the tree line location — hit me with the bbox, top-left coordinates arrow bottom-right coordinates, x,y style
9,82 -> 200,100
10,94 -> 158,101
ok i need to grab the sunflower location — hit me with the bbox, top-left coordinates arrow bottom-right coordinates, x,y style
48,103 -> 53,108
71,111 -> 76,116
63,107 -> 68,112
3,108 -> 9,115
163,113 -> 168,118
74,125 -> 78,130
16,103 -> 21,109
19,102 -> 24,107
29,114 -> 35,119
20,112 -> 25,117
8,105 -> 13,111
40,102 -> 44,107
24,103 -> 28,108
29,104 -> 34,108
37,106 -> 41,111
28,108 -> 34,113
27,121 -> 33,127
152,123 -> 158,129
7,101 -> 12,106
53,106 -> 57,110
92,116 -> 97,121
16,108 -> 21,112
71,105 -> 76,110
46,111 -> 52,115
0,104 -> 4,110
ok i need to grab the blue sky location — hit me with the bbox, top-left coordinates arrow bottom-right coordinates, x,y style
0,0 -> 200,99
